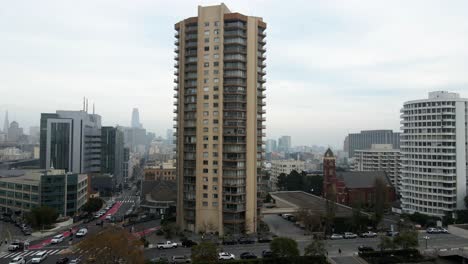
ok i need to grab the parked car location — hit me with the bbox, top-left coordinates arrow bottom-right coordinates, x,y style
69,258 -> 81,264
181,239 -> 197,248
51,234 -> 64,244
330,234 -> 344,240
344,232 -> 358,239
150,255 -> 168,263
360,231 -> 377,238
437,227 -> 449,233
171,255 -> 191,263
56,257 -> 69,264
31,251 -> 48,263
76,228 -> 88,238
105,214 -> 112,220
262,250 -> 274,258
257,236 -> 273,243
358,245 -> 374,252
22,228 -> 32,236
222,237 -> 238,245
218,252 -> 235,260
240,252 -> 257,259
157,241 -> 178,249
426,227 -> 439,234
238,236 -> 255,244
8,256 -> 25,264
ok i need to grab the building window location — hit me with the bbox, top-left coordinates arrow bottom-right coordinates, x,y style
204,86 -> 209,92
214,78 -> 219,83
214,29 -> 219,35
204,103 -> 209,108
204,54 -> 209,60
214,45 -> 219,50
203,168 -> 208,173
214,54 -> 219,59
212,202 -> 218,207
203,160 -> 208,165
203,111 -> 209,116
214,37 -> 219,42
204,78 -> 208,84
214,86 -> 219,91
213,177 -> 218,182
213,103 -> 218,107
203,185 -> 208,190
213,185 -> 218,191
213,152 -> 218,157
203,202 -> 208,206
203,152 -> 208,158
213,119 -> 218,124
204,30 -> 210,35
204,46 -> 209,51
214,62 -> 219,67
213,194 -> 218,198
213,160 -> 218,165
203,119 -> 208,124
203,144 -> 208,149
204,95 -> 209,100
204,62 -> 209,67
213,95 -> 219,100
203,193 -> 208,198
213,169 -> 218,174
213,136 -> 218,141
214,21 -> 220,26
213,127 -> 218,133
204,70 -> 209,75
213,69 -> 219,74
204,38 -> 209,43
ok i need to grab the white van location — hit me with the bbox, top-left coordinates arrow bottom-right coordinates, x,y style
31,251 -> 47,263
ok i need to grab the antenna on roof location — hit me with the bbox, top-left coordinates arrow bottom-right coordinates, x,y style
83,97 -> 85,111
86,99 -> 88,113
93,103 -> 95,115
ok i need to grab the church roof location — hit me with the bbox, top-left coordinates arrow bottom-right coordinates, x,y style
336,171 -> 392,189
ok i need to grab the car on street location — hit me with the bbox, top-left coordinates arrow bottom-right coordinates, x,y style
8,241 -> 24,251
426,227 -> 439,234
262,250 -> 274,258
157,241 -> 178,249
344,232 -> 358,239
31,251 -> 48,263
70,258 -> 81,264
240,252 -> 257,259
22,228 -> 32,236
360,231 -> 377,238
330,234 -> 344,240
171,255 -> 191,263
181,239 -> 197,248
76,228 -> 88,237
218,252 -> 235,260
51,234 -> 64,244
105,214 -> 112,220
358,245 -> 375,252
8,256 -> 25,264
150,255 -> 168,263
56,257 -> 69,264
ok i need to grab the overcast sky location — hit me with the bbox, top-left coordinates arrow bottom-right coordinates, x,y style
1,0 -> 467,148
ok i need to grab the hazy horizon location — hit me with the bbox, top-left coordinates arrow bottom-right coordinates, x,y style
2,0 -> 467,148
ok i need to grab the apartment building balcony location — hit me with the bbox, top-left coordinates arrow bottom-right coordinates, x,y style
224,21 -> 246,29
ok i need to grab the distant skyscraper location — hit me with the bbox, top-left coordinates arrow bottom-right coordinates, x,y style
401,91 -> 468,217
166,129 -> 173,144
174,3 -> 267,235
131,108 -> 142,128
347,130 -> 400,158
101,126 -> 125,186
3,111 -> 9,134
40,110 -> 102,173
278,136 -> 291,152
266,139 -> 277,153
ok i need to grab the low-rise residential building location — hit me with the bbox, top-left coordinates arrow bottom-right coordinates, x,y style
270,159 -> 305,190
0,169 -> 88,216
352,144 -> 402,192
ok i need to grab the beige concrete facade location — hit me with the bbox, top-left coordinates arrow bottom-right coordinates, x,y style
174,4 -> 266,235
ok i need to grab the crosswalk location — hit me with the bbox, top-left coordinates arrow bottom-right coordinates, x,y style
0,249 -> 66,259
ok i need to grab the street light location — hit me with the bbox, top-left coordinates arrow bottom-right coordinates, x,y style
423,235 -> 430,249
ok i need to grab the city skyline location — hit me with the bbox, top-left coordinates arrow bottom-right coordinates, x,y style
1,0 -> 468,147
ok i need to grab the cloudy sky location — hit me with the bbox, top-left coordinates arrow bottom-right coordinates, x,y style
1,0 -> 467,148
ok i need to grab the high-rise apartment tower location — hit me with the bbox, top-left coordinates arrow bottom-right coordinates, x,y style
174,4 -> 266,235
401,91 -> 468,216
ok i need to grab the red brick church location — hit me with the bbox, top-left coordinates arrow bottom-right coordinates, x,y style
322,148 -> 396,207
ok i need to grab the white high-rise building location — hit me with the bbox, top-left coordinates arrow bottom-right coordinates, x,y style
400,91 -> 468,217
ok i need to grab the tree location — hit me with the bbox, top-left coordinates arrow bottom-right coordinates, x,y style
373,177 -> 388,226
304,239 -> 326,256
465,195 -> 468,209
191,241 -> 218,264
25,206 -> 58,229
81,197 -> 103,214
76,227 -> 144,264
295,208 -> 322,233
394,230 -> 419,249
270,237 -> 300,258
161,222 -> 177,239
277,173 -> 288,191
350,203 -> 365,233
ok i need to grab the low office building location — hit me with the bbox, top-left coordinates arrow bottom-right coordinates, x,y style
140,179 -> 176,216
0,169 -> 88,216
352,144 -> 402,192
